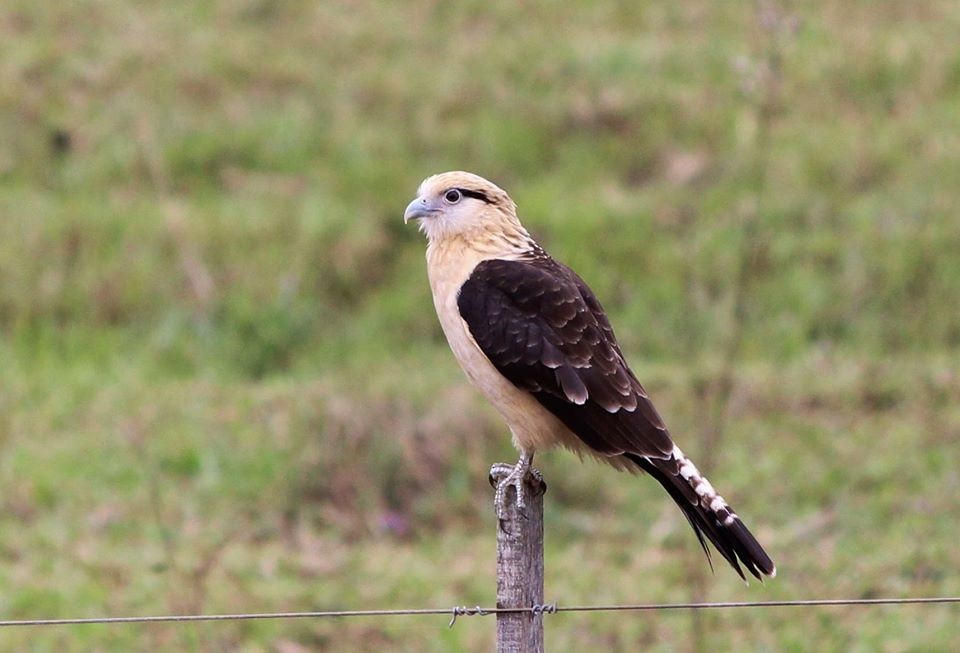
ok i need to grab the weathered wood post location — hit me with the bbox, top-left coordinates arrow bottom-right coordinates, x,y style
489,465 -> 547,653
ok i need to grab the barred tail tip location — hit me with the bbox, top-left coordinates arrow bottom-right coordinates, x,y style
672,446 -> 776,579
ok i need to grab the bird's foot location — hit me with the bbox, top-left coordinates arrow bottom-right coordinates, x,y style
489,454 -> 546,523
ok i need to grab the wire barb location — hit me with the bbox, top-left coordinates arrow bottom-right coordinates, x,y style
448,605 -> 490,628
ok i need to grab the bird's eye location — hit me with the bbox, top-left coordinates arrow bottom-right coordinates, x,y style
444,189 -> 462,204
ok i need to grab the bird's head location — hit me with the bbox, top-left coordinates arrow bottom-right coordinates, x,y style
403,171 -> 523,243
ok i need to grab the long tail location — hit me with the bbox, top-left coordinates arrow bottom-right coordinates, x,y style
625,446 -> 776,581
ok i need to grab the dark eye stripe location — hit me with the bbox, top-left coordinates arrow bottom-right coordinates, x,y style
458,188 -> 493,203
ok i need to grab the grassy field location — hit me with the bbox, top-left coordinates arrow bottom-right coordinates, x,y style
2,1 -> 959,651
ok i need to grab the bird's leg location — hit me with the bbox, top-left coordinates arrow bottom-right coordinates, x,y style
489,451 -> 545,522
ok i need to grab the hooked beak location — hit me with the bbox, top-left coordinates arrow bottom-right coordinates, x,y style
403,196 -> 436,224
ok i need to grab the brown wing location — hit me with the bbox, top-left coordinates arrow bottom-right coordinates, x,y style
458,256 -> 674,460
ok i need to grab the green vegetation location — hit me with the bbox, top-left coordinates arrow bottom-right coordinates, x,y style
2,1 -> 959,650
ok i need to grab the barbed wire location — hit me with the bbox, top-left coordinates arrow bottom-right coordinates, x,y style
1,596 -> 958,629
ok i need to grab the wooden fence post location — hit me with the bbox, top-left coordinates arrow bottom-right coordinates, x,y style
490,465 -> 547,653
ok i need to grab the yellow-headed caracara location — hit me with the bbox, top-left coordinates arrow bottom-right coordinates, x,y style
404,171 -> 775,581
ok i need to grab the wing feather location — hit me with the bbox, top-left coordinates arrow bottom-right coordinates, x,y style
458,257 -> 673,458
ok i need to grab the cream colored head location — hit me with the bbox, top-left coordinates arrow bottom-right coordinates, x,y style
403,171 -> 525,243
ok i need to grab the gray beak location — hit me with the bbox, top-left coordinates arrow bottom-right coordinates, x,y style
404,196 -> 435,223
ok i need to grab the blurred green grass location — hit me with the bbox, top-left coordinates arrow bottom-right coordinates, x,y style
1,1 -> 959,651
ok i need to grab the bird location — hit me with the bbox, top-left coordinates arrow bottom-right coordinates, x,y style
404,171 -> 775,581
